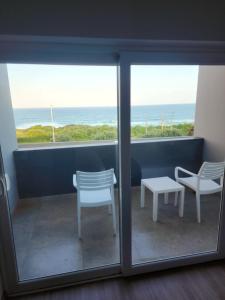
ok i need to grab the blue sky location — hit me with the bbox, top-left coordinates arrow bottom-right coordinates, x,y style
7,64 -> 199,108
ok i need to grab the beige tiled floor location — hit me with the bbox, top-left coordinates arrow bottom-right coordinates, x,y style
12,187 -> 221,280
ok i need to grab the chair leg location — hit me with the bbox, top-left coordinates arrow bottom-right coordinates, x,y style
77,204 -> 81,239
179,189 -> 184,217
196,193 -> 201,223
112,201 -> 116,235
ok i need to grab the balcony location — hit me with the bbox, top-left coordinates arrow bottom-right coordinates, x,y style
0,63 -> 224,285
11,137 -> 221,280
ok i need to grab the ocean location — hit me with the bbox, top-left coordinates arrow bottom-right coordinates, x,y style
13,104 -> 195,129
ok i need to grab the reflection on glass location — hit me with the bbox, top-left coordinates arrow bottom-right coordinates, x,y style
7,64 -> 120,280
131,65 -> 222,264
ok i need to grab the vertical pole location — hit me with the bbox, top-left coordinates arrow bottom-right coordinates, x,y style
50,105 -> 56,143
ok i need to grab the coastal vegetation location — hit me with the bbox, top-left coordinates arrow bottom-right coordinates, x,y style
16,123 -> 194,144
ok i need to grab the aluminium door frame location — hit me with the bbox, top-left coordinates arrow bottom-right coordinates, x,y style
0,46 -> 122,296
119,50 -> 225,277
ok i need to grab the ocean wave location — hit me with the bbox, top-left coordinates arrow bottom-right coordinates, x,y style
14,104 -> 195,129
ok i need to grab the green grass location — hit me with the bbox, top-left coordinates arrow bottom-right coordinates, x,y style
16,123 -> 194,144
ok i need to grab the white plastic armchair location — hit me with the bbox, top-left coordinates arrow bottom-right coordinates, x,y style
73,169 -> 117,239
175,162 -> 225,223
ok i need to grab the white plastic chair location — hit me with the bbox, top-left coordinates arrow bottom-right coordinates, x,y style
175,162 -> 225,223
73,169 -> 116,239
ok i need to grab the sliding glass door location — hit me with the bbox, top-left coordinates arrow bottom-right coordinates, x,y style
0,62 -> 121,294
7,64 -> 120,281
119,53 -> 225,276
1,48 -> 225,296
131,64 -> 222,264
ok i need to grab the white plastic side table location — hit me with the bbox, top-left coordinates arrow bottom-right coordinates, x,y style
140,176 -> 185,222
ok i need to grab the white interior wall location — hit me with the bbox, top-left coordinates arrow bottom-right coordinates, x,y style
0,64 -> 18,212
194,66 -> 225,161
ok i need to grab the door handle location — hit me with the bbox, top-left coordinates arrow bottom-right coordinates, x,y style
0,177 -> 6,197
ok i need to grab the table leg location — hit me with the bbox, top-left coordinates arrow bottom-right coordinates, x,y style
174,191 -> 178,206
179,189 -> 184,217
141,183 -> 145,208
153,192 -> 158,222
164,192 -> 169,204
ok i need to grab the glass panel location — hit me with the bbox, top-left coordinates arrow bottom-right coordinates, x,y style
6,64 -> 120,280
131,65 -> 223,264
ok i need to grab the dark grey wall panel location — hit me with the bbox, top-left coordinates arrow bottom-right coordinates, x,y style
14,144 -> 118,198
0,2 -> 225,41
14,138 -> 204,199
131,138 -> 203,185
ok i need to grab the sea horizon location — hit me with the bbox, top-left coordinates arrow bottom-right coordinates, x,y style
13,103 -> 195,129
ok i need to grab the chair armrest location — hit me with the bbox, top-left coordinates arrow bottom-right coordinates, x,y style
175,166 -> 197,180
113,174 -> 117,185
73,174 -> 77,188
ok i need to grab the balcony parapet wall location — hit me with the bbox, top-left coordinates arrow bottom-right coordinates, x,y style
14,137 -> 204,199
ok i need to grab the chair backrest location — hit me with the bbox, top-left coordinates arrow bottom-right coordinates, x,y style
198,161 -> 225,181
76,168 -> 114,191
